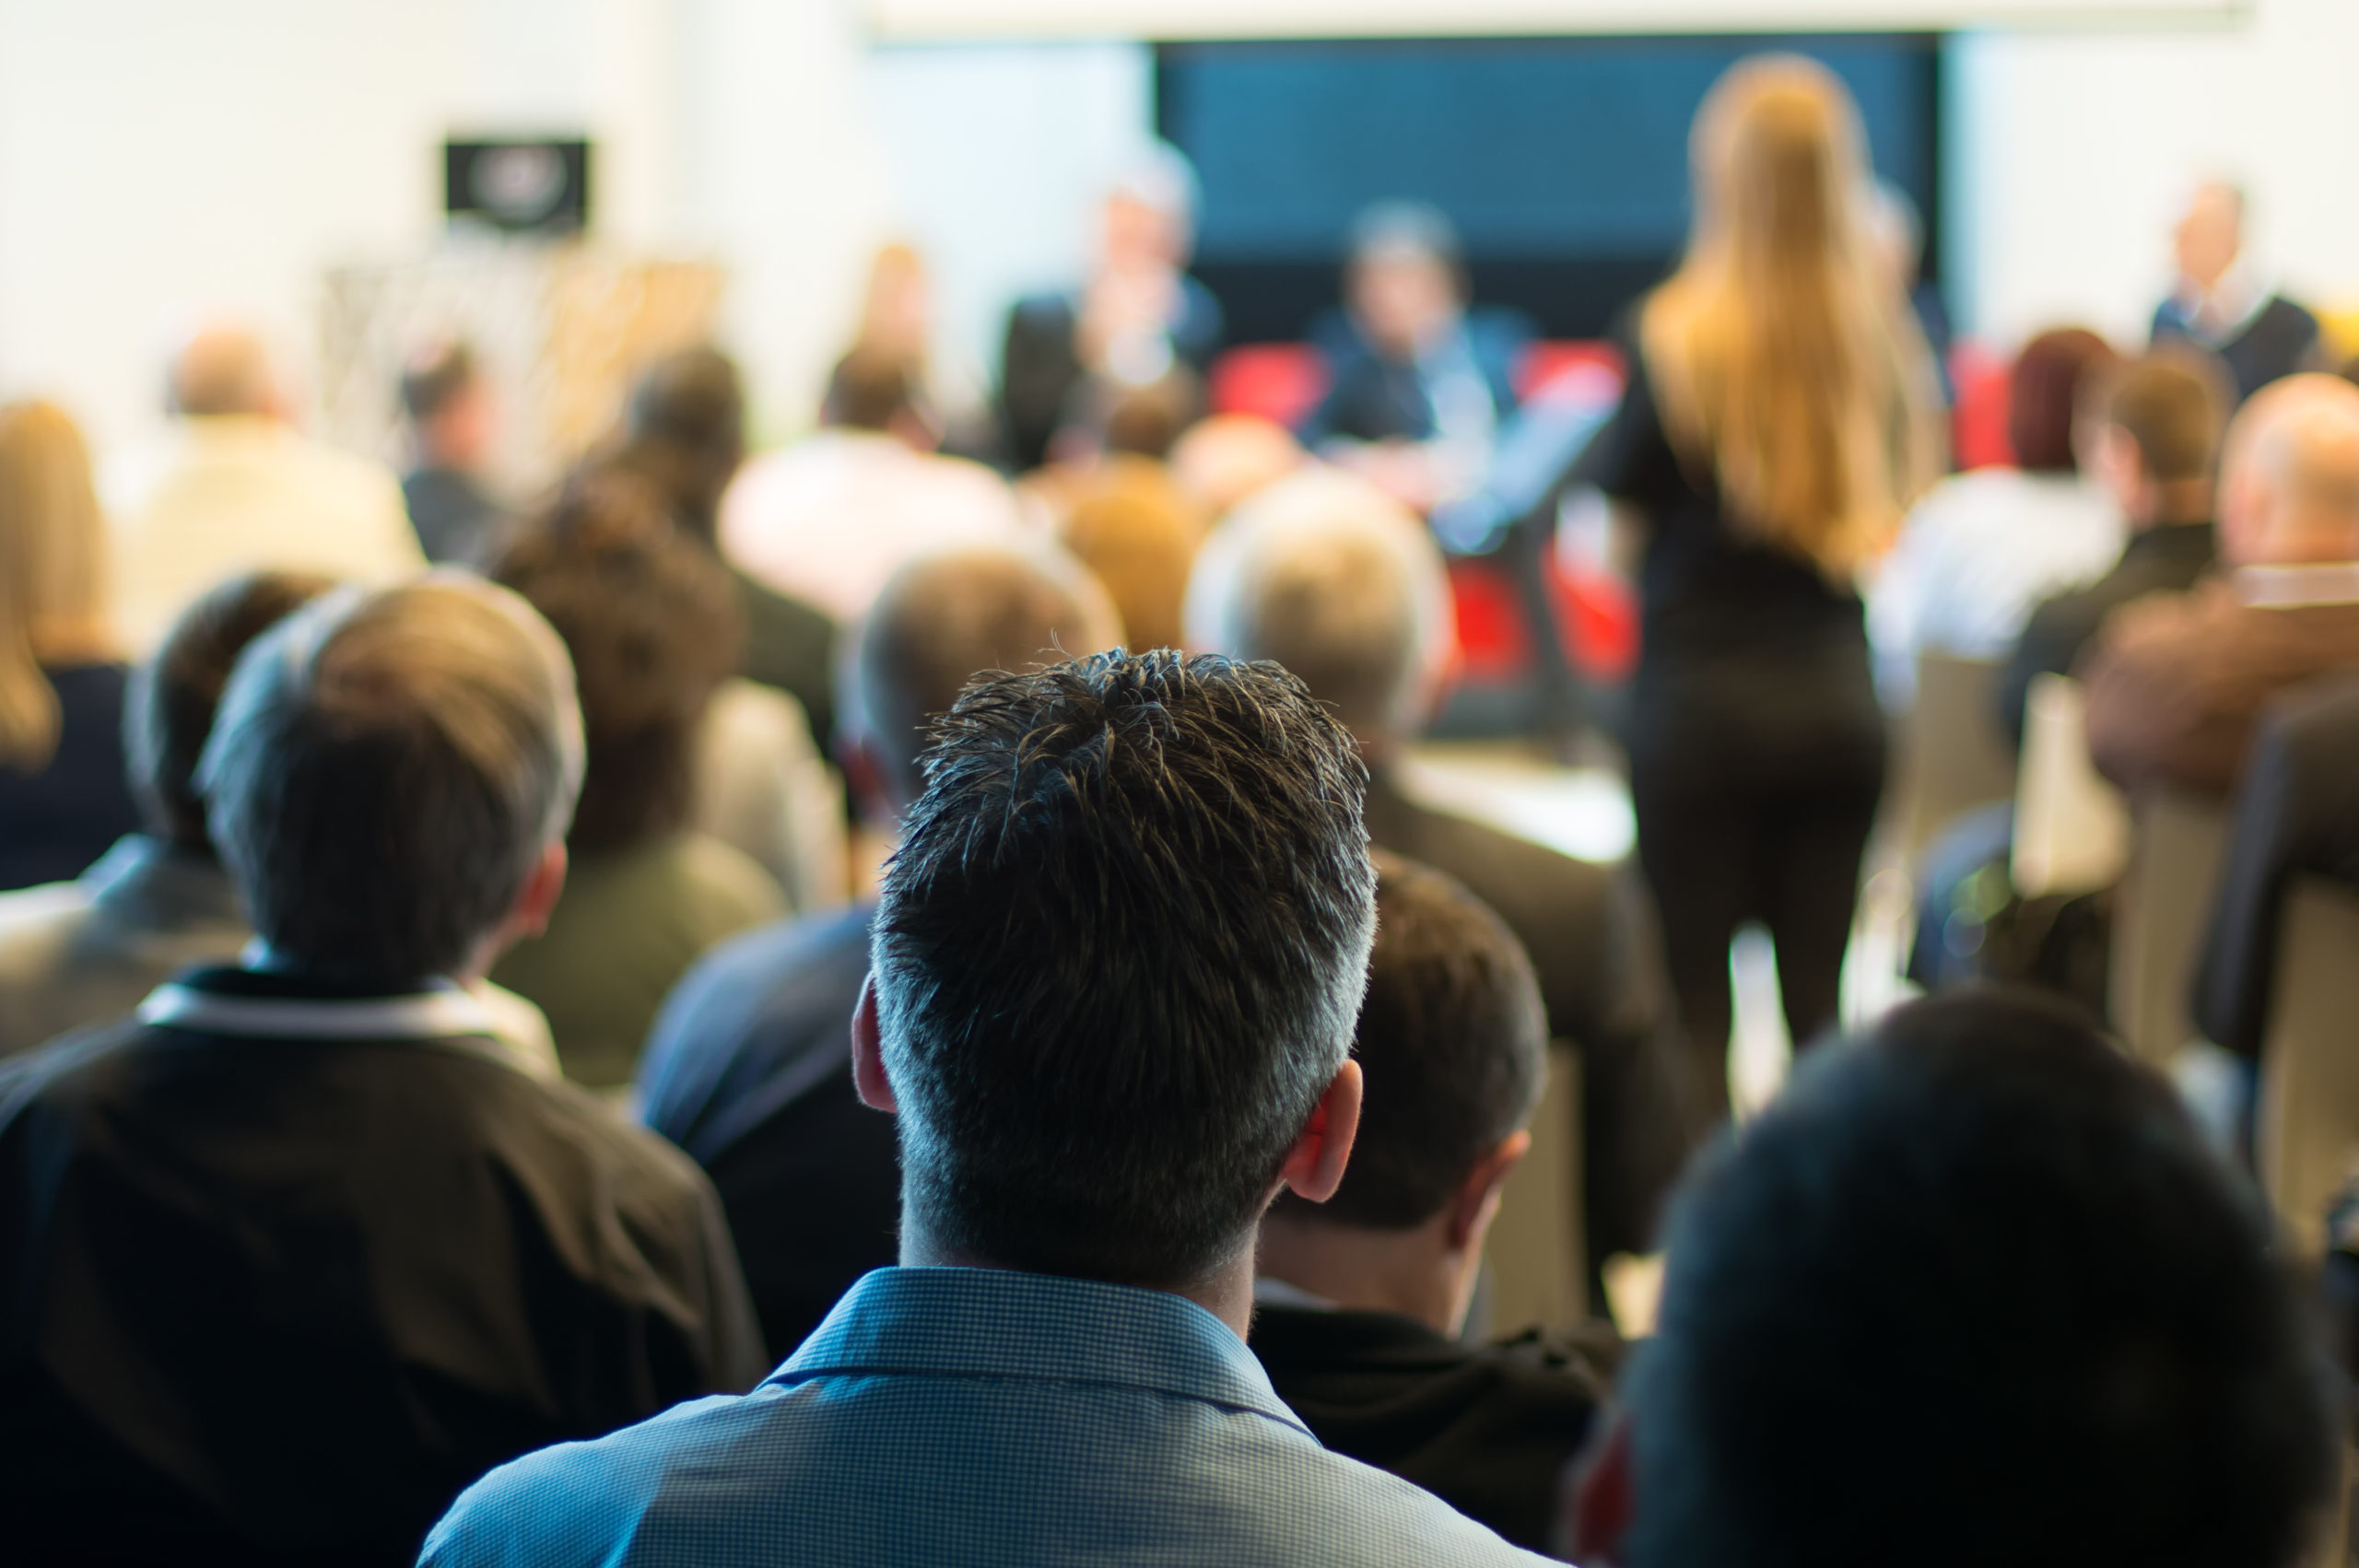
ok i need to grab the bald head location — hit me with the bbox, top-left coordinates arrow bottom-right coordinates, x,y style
1183,468 -> 1455,747
851,546 -> 1125,808
2219,374 -> 2359,568
168,324 -> 280,419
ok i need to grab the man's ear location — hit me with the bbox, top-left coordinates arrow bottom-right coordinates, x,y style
510,840 -> 568,940
1445,1129 -> 1532,1254
1566,1408 -> 1637,1568
1276,1059 -> 1363,1204
851,975 -> 897,1114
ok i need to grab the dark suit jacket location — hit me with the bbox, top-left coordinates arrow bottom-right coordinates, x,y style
2084,579 -> 2359,800
2153,293 -> 2323,405
637,905 -> 898,1356
400,465 -> 505,565
997,277 -> 1224,473
1300,309 -> 1531,448
1997,521 -> 2217,750
2192,674 -> 2359,1059
1250,1304 -> 1615,1553
1363,769 -> 1688,1263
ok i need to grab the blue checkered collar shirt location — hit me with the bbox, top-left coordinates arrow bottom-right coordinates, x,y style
421,1264 -> 1557,1567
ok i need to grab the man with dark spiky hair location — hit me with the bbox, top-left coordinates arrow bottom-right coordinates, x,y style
428,650 -> 1555,1568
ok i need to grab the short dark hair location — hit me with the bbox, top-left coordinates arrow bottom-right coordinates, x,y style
874,650 -> 1376,1287
399,340 -> 479,424
1625,989 -> 2335,1568
1276,852 -> 1544,1229
488,469 -> 743,851
851,546 -> 1121,802
823,346 -> 919,433
618,345 -> 746,542
200,577 -> 584,984
2108,349 -> 2229,486
1349,200 -> 1465,278
127,570 -> 336,847
2009,327 -> 2118,474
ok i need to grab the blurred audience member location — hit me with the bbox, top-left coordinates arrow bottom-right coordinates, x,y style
1578,56 -> 1942,1125
852,242 -> 994,462
1254,851 -> 1615,1555
1868,328 -> 2122,701
999,145 -> 1225,474
638,544 -> 1122,1355
1303,202 -> 1532,513
1998,350 -> 2227,747
2153,181 -> 2324,406
1171,411 -> 1307,519
0,571 -> 330,1057
2085,373 -> 2359,799
1190,467 -> 1689,1277
105,321 -> 421,650
1062,479 -> 1199,652
398,338 -> 506,563
611,345 -> 841,747
2193,673 -> 2359,1062
488,474 -> 788,1089
428,649 -> 1546,1568
1569,990 -> 2334,1568
0,402 -> 140,892
0,576 -> 764,1567
722,346 -> 1025,626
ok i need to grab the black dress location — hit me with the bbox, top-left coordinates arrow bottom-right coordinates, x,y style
1579,339 -> 1887,1123
0,662 -> 142,893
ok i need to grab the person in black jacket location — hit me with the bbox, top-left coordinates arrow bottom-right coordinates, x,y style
0,576 -> 763,1567
1253,851 -> 1617,1554
1998,349 -> 2227,749
2152,181 -> 2325,407
1186,466 -> 1691,1275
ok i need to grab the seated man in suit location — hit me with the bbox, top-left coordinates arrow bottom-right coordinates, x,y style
426,649 -> 1552,1567
0,576 -> 765,1567
2152,181 -> 2324,407
397,338 -> 507,565
1188,467 -> 1690,1277
636,544 -> 1123,1354
1302,202 -> 1531,515
1997,350 -> 2226,749
1254,851 -> 1615,1554
2086,373 -> 2359,800
1569,990 -> 2335,1568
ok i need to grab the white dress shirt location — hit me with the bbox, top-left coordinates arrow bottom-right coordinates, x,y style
104,415 -> 423,652
720,430 -> 1027,623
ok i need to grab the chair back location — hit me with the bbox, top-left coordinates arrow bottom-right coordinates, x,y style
1484,1043 -> 1586,1331
1893,653 -> 2019,860
2108,790 -> 2231,1068
2256,878 -> 2359,1258
2012,673 -> 2130,899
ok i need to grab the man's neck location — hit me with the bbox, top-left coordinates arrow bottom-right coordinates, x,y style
2130,485 -> 2212,532
1254,1211 -> 1465,1338
900,1219 -> 1261,1340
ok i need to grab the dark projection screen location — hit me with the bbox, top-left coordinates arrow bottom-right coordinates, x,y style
1157,34 -> 1942,342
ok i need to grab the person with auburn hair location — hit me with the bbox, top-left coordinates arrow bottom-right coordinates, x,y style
0,402 -> 140,892
1579,54 -> 1943,1126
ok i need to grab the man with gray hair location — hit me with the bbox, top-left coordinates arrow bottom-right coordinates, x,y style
105,320 -> 422,651
0,577 -> 763,1566
636,543 -> 1123,1355
1187,469 -> 1689,1282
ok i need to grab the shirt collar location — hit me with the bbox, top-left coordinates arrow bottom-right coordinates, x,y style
136,965 -> 504,1042
2178,258 -> 2271,345
2235,561 -> 2359,609
781,1266 -> 1309,1435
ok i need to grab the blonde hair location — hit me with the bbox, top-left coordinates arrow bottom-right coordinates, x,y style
0,402 -> 110,771
1641,55 -> 1942,577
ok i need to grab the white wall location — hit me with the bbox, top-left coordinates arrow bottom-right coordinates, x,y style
1945,0 -> 2359,350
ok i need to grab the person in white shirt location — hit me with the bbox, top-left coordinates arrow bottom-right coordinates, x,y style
105,322 -> 423,652
720,347 -> 1026,624
1868,327 -> 2125,704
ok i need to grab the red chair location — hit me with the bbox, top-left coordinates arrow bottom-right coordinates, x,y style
1206,344 -> 1330,428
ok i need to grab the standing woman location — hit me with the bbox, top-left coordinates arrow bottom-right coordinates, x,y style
1582,57 -> 1942,1124
0,403 -> 140,892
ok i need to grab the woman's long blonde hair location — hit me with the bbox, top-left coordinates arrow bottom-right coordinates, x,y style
0,402 -> 111,771
1641,55 -> 1942,577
